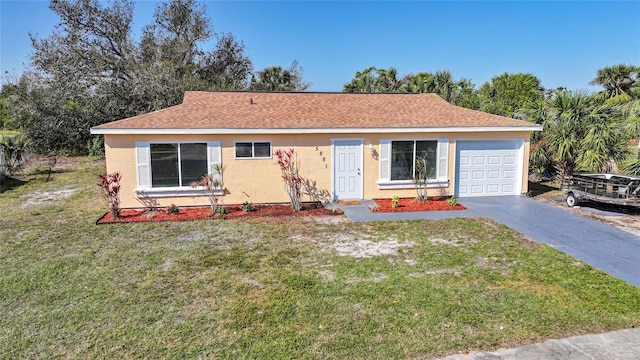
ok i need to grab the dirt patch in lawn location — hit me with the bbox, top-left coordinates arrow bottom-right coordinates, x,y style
304,215 -> 350,224
331,237 -> 415,259
97,202 -> 341,224
373,197 -> 466,212
21,187 -> 78,208
296,232 -> 416,260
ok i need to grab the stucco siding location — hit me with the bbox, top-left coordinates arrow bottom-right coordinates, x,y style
103,131 -> 532,208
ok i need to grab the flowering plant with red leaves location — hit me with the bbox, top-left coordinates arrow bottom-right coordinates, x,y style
98,171 -> 122,218
275,148 -> 303,211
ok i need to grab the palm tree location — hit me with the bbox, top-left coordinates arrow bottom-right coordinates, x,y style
432,70 -> 460,103
590,64 -> 639,104
455,78 -> 479,109
619,100 -> 640,175
577,104 -> 628,172
0,134 -> 30,177
406,70 -> 477,107
342,67 -> 378,93
621,99 -> 640,136
375,67 -> 410,93
544,93 -> 582,179
250,60 -> 310,92
343,67 -> 410,93
518,98 -> 552,175
408,72 -> 434,93
526,91 -> 631,180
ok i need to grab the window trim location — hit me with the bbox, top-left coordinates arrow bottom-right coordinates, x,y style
134,141 -> 223,197
376,179 -> 450,190
377,138 -> 449,189
234,141 -> 272,159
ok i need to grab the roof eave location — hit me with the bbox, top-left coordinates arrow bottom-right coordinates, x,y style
91,126 -> 543,135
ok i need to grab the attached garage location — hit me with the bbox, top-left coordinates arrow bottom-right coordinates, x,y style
455,140 -> 524,197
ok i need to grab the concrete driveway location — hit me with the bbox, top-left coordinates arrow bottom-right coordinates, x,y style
462,196 -> 640,289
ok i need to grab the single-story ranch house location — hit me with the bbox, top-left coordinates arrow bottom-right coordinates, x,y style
90,91 -> 542,208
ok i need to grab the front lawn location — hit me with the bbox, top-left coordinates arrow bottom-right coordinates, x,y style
1,158 -> 639,359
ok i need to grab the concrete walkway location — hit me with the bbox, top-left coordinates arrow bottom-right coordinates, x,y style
438,327 -> 640,360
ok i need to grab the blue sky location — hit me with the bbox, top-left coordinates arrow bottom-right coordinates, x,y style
1,1 -> 639,92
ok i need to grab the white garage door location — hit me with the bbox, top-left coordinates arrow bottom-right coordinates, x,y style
456,140 -> 522,197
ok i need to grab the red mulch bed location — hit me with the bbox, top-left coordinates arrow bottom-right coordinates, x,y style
373,197 -> 466,213
97,202 -> 339,224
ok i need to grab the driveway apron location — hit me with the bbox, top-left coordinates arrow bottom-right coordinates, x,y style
462,196 -> 640,289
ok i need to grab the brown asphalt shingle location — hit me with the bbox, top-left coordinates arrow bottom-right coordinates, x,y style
92,91 -> 538,131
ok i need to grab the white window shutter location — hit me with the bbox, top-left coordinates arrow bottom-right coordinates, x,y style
207,141 -> 222,183
436,139 -> 449,181
135,142 -> 151,188
379,139 -> 391,181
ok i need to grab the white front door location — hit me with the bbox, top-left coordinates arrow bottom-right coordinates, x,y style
333,139 -> 363,200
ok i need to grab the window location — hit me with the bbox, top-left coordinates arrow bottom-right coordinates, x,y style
150,143 -> 207,187
235,142 -> 271,158
135,141 -> 221,196
390,140 -> 437,180
378,138 -> 448,188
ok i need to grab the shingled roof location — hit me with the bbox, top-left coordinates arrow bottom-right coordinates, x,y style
91,91 -> 541,134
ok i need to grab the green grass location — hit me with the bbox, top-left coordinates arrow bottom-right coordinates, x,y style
1,159 -> 640,359
0,129 -> 21,137
528,180 -> 564,198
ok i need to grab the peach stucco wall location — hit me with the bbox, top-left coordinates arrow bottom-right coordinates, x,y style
104,131 -> 532,208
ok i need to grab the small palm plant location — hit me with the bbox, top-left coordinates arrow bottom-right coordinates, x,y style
191,164 -> 224,216
0,134 -> 29,177
413,154 -> 434,202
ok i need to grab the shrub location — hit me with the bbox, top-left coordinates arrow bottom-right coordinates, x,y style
275,148 -> 303,211
165,204 -> 179,214
0,134 -> 29,177
447,196 -> 458,207
391,195 -> 400,208
98,171 -> 122,218
87,137 -> 104,158
241,201 -> 254,212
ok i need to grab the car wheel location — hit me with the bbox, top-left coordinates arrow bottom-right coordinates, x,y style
566,194 -> 577,207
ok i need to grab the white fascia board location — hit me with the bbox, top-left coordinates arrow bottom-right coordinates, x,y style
91,125 -> 542,135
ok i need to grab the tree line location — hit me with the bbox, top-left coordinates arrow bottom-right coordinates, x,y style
0,0 -> 309,155
341,64 -> 640,177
